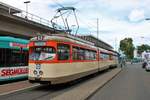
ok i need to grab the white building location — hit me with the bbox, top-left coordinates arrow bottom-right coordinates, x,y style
134,48 -> 138,58
141,51 -> 150,60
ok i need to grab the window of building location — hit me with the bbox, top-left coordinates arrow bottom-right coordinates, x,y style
100,52 -> 110,60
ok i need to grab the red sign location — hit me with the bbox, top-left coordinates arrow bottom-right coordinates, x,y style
1,68 -> 28,77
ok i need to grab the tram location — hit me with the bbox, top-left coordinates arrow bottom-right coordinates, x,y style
0,36 -> 29,82
28,34 -> 118,84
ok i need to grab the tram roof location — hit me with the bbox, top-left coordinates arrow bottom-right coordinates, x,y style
31,33 -> 114,51
0,36 -> 29,44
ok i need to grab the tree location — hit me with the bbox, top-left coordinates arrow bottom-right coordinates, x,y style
137,44 -> 150,54
119,38 -> 134,59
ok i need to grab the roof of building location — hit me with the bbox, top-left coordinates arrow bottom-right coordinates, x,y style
78,35 -> 113,50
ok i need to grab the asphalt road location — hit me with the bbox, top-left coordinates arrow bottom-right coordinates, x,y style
89,63 -> 150,100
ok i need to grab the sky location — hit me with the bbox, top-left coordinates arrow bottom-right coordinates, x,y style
1,0 -> 150,50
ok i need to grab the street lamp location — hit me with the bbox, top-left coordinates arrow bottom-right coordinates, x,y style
24,1 -> 30,18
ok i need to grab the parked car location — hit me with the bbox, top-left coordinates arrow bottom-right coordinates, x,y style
131,58 -> 142,64
145,62 -> 150,71
142,62 -> 147,68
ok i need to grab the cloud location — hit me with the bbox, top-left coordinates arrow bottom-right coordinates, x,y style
0,0 -> 55,19
128,9 -> 145,22
1,0 -> 150,49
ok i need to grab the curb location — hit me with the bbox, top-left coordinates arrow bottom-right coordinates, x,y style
0,84 -> 40,96
85,68 -> 122,100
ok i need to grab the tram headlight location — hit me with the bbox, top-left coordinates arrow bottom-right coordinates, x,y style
39,71 -> 43,75
33,70 -> 37,75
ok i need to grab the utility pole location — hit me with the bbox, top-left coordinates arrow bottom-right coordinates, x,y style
97,18 -> 100,70
97,18 -> 99,41
115,37 -> 117,51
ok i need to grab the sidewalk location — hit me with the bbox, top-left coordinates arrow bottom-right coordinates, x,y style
0,80 -> 39,96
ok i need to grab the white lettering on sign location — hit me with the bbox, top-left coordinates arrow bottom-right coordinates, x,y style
34,42 -> 46,46
0,67 -> 28,77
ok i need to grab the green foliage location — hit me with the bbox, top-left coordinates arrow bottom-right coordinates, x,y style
119,38 -> 134,59
137,44 -> 150,54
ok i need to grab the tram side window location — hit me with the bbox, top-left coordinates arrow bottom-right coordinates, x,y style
78,48 -> 85,60
5,49 -> 12,66
11,50 -> 29,66
72,47 -> 85,60
110,55 -> 113,60
72,47 -> 96,60
72,47 -> 78,60
24,51 -> 29,65
0,48 -> 29,67
0,48 -> 12,67
0,49 -> 5,67
85,50 -> 90,60
100,53 -> 109,60
113,55 -> 118,60
57,44 -> 70,60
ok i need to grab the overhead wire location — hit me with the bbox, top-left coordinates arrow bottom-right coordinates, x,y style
75,10 -> 98,36
51,0 -> 98,36
77,16 -> 97,36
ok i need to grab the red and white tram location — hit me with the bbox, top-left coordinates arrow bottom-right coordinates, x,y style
28,34 -> 118,84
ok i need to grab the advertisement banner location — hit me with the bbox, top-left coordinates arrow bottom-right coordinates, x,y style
0,67 -> 28,80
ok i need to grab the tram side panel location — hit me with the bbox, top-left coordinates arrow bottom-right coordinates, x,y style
28,41 -> 100,84
29,61 -> 98,84
98,52 -> 118,70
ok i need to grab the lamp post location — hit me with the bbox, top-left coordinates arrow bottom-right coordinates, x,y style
24,1 -> 30,18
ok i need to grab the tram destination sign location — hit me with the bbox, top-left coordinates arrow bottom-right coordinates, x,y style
35,42 -> 46,46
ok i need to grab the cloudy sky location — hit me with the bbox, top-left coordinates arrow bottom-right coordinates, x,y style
1,0 -> 150,50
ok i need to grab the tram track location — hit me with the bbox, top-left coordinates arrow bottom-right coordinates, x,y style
0,79 -> 85,100
0,84 -> 69,100
0,68 -> 121,100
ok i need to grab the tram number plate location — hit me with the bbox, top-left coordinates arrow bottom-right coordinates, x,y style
35,42 -> 45,46
36,64 -> 41,69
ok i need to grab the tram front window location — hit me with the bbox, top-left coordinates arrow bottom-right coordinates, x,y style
29,47 -> 56,61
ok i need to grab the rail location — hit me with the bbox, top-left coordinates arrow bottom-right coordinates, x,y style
7,6 -> 52,28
